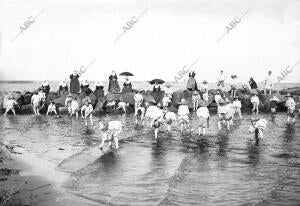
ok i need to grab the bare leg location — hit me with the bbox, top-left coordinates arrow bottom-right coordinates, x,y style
90,117 -> 93,126
99,138 -> 104,150
227,121 -> 230,130
155,128 -> 158,139
114,137 -> 119,149
12,109 -> 16,116
180,124 -> 184,134
4,109 -> 9,115
203,128 -> 206,136
218,121 -> 221,130
258,129 -> 263,139
168,124 -> 171,132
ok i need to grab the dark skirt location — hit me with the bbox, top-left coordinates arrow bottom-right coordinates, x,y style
108,80 -> 120,93
70,78 -> 80,94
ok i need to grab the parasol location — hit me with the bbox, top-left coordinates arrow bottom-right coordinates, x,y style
120,72 -> 134,76
148,79 -> 165,85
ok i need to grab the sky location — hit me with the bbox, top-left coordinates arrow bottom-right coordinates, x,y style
0,0 -> 300,83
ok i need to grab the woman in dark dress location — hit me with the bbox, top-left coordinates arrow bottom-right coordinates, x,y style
108,70 -> 120,93
249,77 -> 258,89
70,70 -> 80,97
94,81 -> 105,98
122,77 -> 133,93
58,79 -> 68,94
41,81 -> 50,94
186,71 -> 198,91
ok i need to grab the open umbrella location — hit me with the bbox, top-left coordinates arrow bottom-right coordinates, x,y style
148,79 -> 165,85
120,72 -> 134,76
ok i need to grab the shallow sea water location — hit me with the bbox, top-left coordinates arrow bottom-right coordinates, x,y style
1,112 -> 299,206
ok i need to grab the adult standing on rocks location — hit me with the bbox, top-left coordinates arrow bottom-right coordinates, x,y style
264,70 -> 273,95
186,71 -> 198,91
249,77 -> 258,89
108,70 -> 120,93
217,70 -> 227,91
41,80 -> 50,94
69,70 -> 81,98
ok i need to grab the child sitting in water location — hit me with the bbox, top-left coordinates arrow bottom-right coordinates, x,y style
196,101 -> 210,136
81,100 -> 94,126
46,100 -> 57,115
269,96 -> 279,121
251,93 -> 260,115
4,96 -> 19,116
285,93 -> 296,124
232,96 -> 242,120
249,117 -> 267,141
98,120 -> 123,150
178,98 -> 190,134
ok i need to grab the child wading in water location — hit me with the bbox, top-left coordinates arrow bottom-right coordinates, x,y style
218,99 -> 233,130
4,96 -> 19,115
46,100 -> 57,115
192,90 -> 201,111
249,117 -> 267,142
81,100 -> 94,126
269,96 -> 279,121
178,98 -> 190,134
285,93 -> 296,125
98,121 -> 123,150
251,93 -> 260,115
196,101 -> 210,136
232,96 -> 242,119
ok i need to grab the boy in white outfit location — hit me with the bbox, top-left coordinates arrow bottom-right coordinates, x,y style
232,97 -> 242,119
196,101 -> 210,136
178,98 -> 190,134
4,96 -> 19,115
285,93 -> 296,124
31,93 -> 42,115
81,100 -> 94,126
251,93 -> 259,115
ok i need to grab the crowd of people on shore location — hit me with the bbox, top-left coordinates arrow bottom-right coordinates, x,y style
2,69 -> 298,149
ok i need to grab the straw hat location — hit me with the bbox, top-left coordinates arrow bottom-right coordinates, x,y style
202,80 -> 208,84
231,74 -> 237,78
